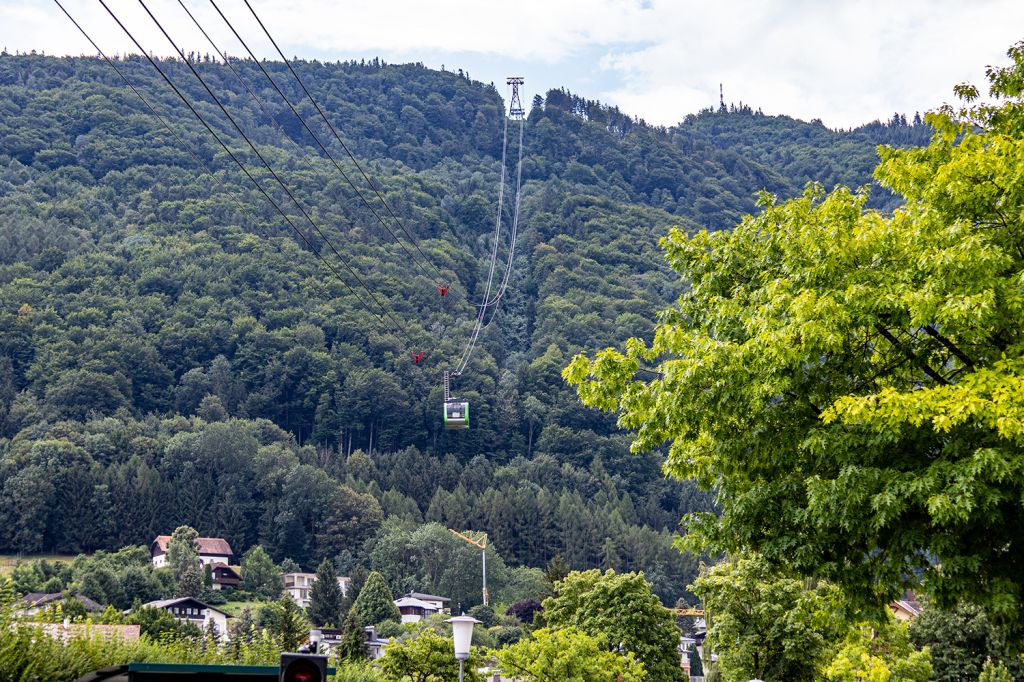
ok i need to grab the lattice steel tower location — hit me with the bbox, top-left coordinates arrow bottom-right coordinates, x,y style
507,76 -> 525,119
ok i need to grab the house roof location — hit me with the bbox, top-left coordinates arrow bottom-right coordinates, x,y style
151,536 -> 233,556
394,597 -> 441,610
891,599 -> 922,617
141,597 -> 232,617
404,591 -> 449,602
210,563 -> 241,579
18,592 -> 104,611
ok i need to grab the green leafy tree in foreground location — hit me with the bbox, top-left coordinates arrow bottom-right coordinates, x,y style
379,630 -> 482,682
564,41 -> 1024,628
542,569 -> 685,682
352,571 -> 400,626
241,546 -> 282,600
825,617 -> 931,682
491,627 -> 645,682
693,555 -> 845,682
308,558 -> 343,627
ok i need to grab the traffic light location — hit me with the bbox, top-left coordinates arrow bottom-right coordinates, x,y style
279,653 -> 327,682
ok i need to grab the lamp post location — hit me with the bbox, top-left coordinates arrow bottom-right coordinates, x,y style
446,615 -> 481,682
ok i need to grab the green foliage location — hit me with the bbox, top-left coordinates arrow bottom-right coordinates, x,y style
692,555 -> 845,682
491,627 -> 645,681
688,643 -> 703,677
0,598 -> 283,681
542,569 -> 685,682
352,571 -> 400,626
309,558 -> 344,627
166,526 -> 199,582
241,546 -> 282,600
379,629 -> 482,682
466,604 -> 496,628
825,618 -> 931,682
565,41 -> 1024,628
177,563 -> 203,599
978,660 -> 1014,682
126,606 -> 201,640
908,602 -> 1024,682
331,660 -> 386,681
0,50 -> 912,609
336,609 -> 368,663
268,593 -> 309,652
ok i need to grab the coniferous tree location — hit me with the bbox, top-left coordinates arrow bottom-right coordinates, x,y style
232,607 -> 256,645
352,571 -> 400,626
178,563 -> 203,599
308,558 -> 343,627
270,593 -> 309,652
336,609 -> 366,662
347,565 -> 369,603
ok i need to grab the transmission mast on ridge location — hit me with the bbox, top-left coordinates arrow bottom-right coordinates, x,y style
508,76 -> 525,119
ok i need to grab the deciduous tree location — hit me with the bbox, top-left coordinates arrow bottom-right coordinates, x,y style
241,546 -> 281,600
542,569 -> 684,682
692,555 -> 845,682
492,627 -> 645,682
379,630 -> 482,682
166,526 -> 199,586
825,617 -> 931,682
565,42 -> 1024,627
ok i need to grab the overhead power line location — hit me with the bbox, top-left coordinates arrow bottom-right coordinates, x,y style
237,0 -> 448,284
86,0 -> 407,336
200,0 -> 447,288
130,0 -> 409,333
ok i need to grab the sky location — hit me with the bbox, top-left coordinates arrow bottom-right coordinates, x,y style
3,0 -> 1024,129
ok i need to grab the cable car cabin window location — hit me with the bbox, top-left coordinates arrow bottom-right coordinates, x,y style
444,401 -> 470,430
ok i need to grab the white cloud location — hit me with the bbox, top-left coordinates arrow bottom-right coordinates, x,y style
3,0 -> 1023,128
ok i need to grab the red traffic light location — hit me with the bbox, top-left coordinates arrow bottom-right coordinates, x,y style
279,654 -> 326,682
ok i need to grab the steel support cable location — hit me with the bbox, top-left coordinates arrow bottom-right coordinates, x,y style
199,0 -> 442,287
482,114 -> 526,315
55,0 -> 327,278
452,111 -> 511,376
237,0 -> 448,285
90,0 -> 400,334
122,0 -> 408,333
173,0 -> 378,261
54,0 -> 223,195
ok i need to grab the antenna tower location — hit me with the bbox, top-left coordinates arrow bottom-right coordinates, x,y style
719,83 -> 724,109
508,76 -> 525,119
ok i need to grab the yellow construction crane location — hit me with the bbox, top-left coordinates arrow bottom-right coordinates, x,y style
675,608 -> 705,616
449,529 -> 489,606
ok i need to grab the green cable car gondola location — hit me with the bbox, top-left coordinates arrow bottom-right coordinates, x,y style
444,401 -> 469,430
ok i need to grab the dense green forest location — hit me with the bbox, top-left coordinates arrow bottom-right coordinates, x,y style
0,52 -> 926,606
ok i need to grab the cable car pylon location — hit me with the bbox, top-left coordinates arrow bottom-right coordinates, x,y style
443,77 -> 526,430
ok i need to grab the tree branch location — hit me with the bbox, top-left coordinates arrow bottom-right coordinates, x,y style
922,325 -> 976,370
873,324 -> 950,385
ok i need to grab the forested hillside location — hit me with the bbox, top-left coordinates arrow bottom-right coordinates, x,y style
0,52 -> 922,606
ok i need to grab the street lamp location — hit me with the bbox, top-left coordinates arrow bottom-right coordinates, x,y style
446,615 -> 481,682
